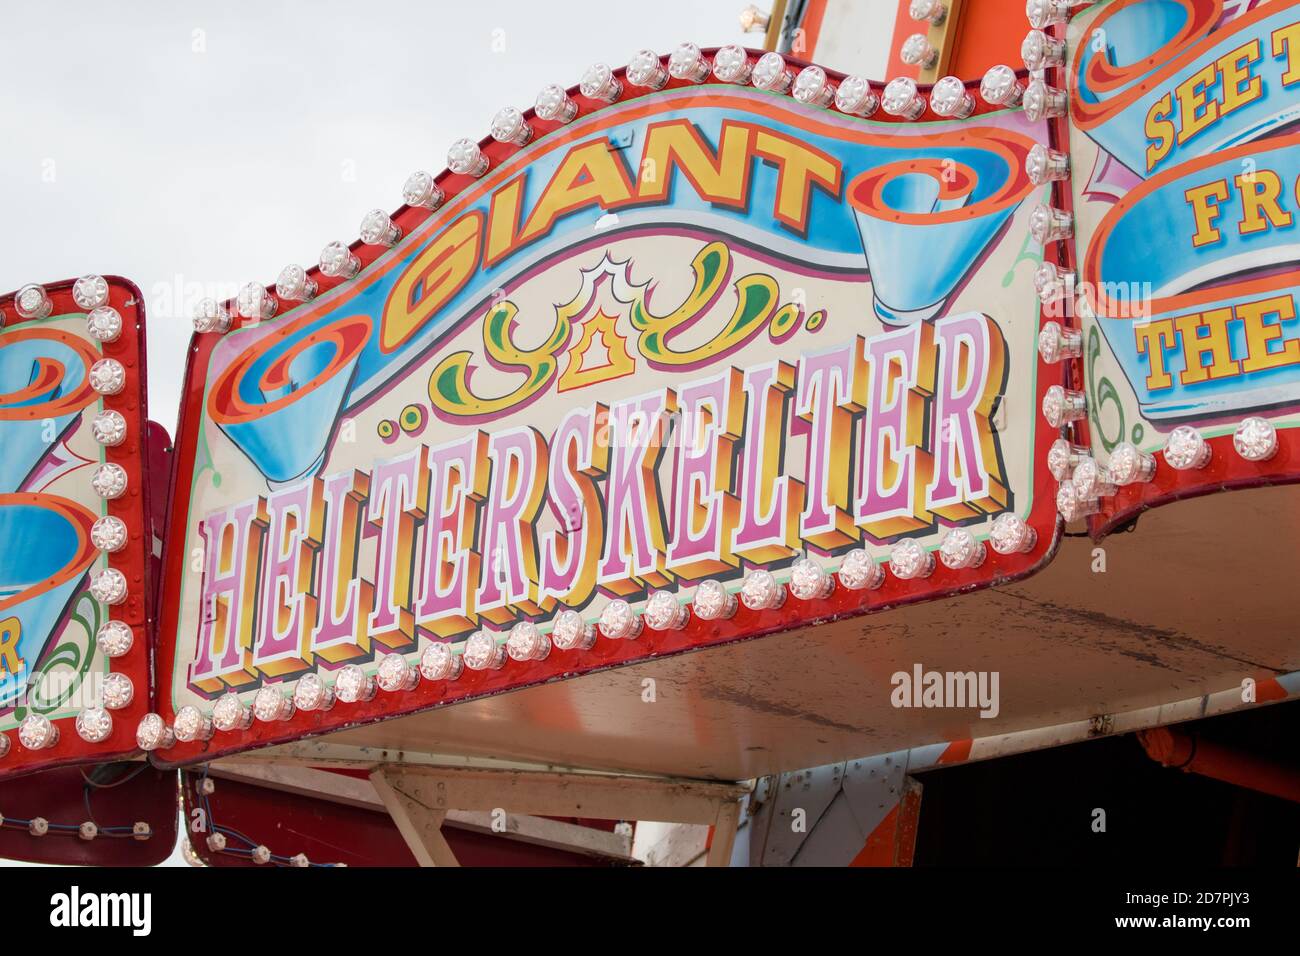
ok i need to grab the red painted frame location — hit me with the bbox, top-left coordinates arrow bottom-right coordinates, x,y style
152,49 -> 1066,768
0,277 -> 155,780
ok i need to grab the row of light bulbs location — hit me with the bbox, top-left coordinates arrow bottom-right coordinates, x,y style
135,526 -> 1039,750
194,775 -> 322,866
0,276 -> 142,762
189,34 -> 1074,338
0,814 -> 152,841
1046,412 -> 1281,523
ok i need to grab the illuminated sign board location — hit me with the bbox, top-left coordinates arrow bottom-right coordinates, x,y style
154,52 -> 1063,763
1063,0 -> 1300,534
0,277 -> 153,779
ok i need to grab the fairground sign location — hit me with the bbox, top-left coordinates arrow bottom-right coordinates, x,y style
153,49 -> 1063,764
1064,0 -> 1300,534
0,277 -> 153,779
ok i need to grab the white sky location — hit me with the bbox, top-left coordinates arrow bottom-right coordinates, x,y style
1,0 -> 751,868
1,0 -> 753,436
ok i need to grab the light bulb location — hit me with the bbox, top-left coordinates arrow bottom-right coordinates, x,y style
535,84 -> 578,123
793,65 -> 837,106
172,705 -> 213,742
463,631 -> 507,669
87,306 -> 123,342
376,653 -> 420,691
598,599 -> 643,639
1022,29 -> 1066,70
788,558 -> 834,600
882,77 -> 927,119
334,663 -> 377,701
939,527 -> 986,569
740,569 -> 785,610
91,515 -> 128,552
837,548 -> 885,590
359,209 -> 401,247
1163,426 -> 1211,470
751,52 -> 793,93
192,298 -> 230,334
889,539 -> 934,580
212,691 -> 253,731
580,62 -> 623,102
92,410 -> 127,446
276,264 -> 318,302
15,284 -> 52,319
627,49 -> 669,90
643,591 -> 690,630
1047,437 -> 1088,480
1023,78 -> 1067,121
448,138 -> 489,177
668,42 -> 710,83
930,76 -> 975,118
900,34 -> 938,68
1233,417 -> 1277,461
712,45 -> 752,84
507,620 -> 552,660
491,106 -> 533,146
1037,321 -> 1082,363
89,568 -> 128,604
96,620 -> 133,657
136,713 -> 175,751
692,580 -> 738,620
76,707 -> 113,743
293,672 -> 336,711
19,714 -> 59,750
73,274 -> 110,310
980,65 -> 1024,106
92,463 -> 128,499
89,358 -> 126,395
253,685 -> 296,722
236,282 -> 277,320
1108,442 -> 1157,485
1029,203 -> 1072,243
550,609 -> 598,650
419,642 -> 465,679
1041,384 -> 1087,428
910,0 -> 948,25
834,75 -> 878,116
1026,143 -> 1069,184
989,513 -> 1037,554
402,170 -> 446,210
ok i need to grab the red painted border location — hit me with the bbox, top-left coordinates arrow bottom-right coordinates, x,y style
0,276 -> 155,780
151,49 -> 1065,768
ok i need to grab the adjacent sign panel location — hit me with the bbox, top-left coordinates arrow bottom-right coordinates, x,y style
0,278 -> 153,778
157,60 -> 1061,764
1066,0 -> 1300,533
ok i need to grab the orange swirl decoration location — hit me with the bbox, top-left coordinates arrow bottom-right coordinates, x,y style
1070,0 -> 1222,131
0,329 -> 98,422
0,328 -> 100,494
848,128 -> 1035,226
0,492 -> 98,614
847,127 -> 1036,324
208,313 -> 372,483
0,492 -> 97,706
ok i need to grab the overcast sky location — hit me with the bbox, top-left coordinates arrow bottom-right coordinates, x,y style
2,0 -> 753,437
1,0 -> 751,869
